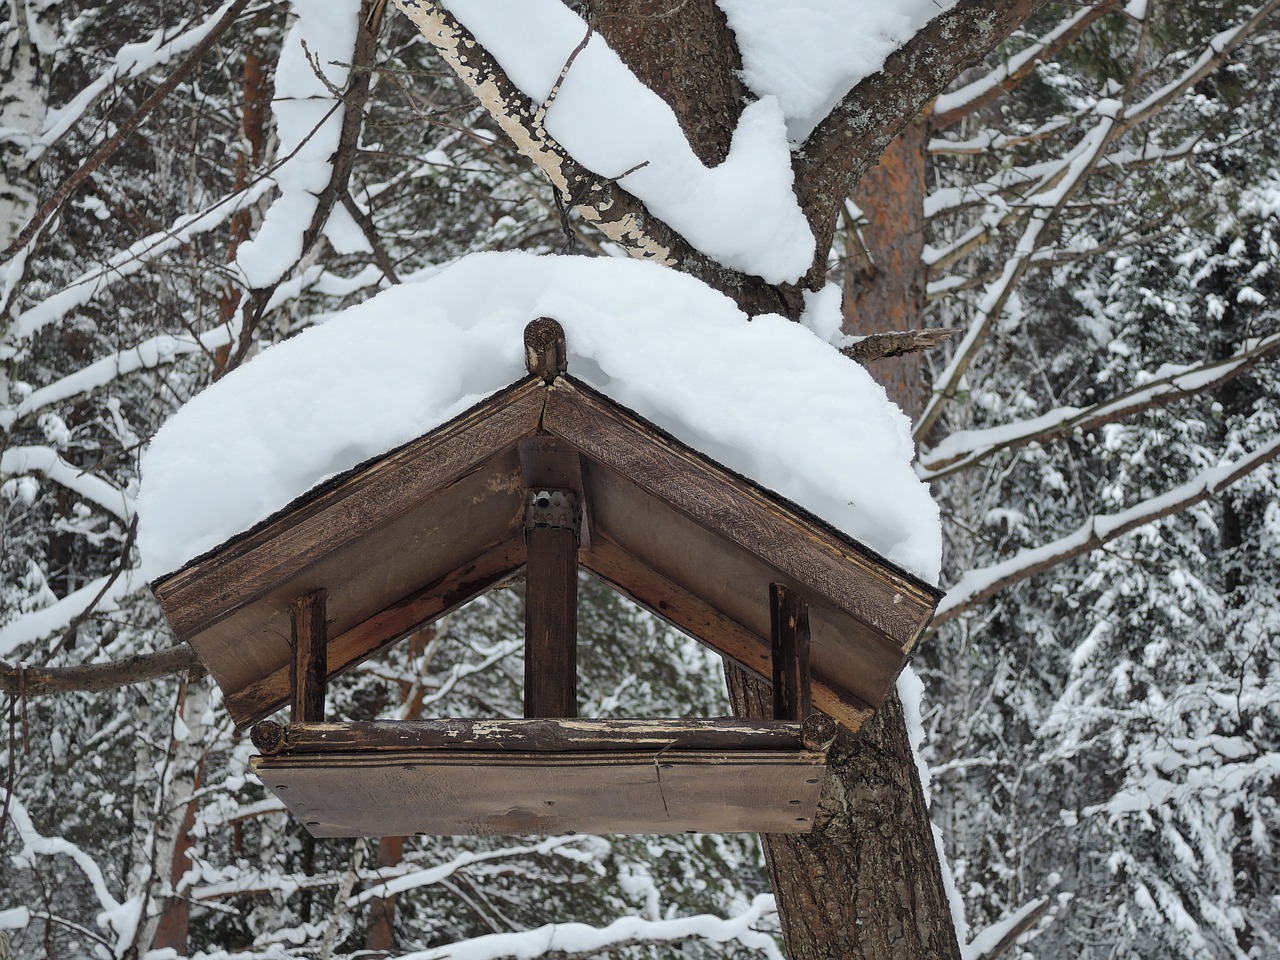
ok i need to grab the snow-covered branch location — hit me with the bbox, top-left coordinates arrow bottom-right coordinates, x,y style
934,434 -> 1280,622
389,0 -> 802,314
0,0 -> 254,263
920,333 -> 1280,478
389,893 -> 783,960
916,108 -> 1121,439
932,1 -> 1119,128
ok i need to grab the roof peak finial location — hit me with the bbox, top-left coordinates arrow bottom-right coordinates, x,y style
524,317 -> 568,383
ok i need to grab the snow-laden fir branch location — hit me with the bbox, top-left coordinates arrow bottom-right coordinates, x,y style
919,332 -> 1280,478
934,433 -> 1280,622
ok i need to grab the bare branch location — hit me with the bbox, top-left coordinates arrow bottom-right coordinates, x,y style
843,328 -> 962,365
0,645 -> 200,697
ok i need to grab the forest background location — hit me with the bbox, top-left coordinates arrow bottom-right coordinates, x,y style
0,1 -> 1278,959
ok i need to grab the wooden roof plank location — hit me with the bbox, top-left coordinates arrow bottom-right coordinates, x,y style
543,378 -> 939,646
581,533 -> 873,734
154,379 -> 546,640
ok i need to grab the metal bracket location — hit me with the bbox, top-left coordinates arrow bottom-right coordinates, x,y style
524,488 -> 579,534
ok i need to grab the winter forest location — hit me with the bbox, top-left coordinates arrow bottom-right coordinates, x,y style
1,0 -> 1278,957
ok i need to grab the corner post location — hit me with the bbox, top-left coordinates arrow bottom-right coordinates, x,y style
290,589 -> 328,723
770,582 -> 811,722
524,489 -> 579,718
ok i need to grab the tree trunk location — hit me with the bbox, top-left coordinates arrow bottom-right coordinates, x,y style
726,668 -> 962,960
843,117 -> 931,414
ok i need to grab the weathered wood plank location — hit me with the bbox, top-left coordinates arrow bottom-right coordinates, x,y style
290,590 -> 327,723
524,509 -> 578,719
770,583 -> 811,722
544,378 -> 940,647
250,717 -> 813,755
225,537 -> 527,726
254,749 -> 828,836
154,379 -> 546,640
580,533 -> 872,734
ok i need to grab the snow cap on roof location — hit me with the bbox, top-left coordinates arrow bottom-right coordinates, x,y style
138,252 -> 940,583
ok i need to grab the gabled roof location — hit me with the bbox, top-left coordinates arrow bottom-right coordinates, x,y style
153,364 -> 942,734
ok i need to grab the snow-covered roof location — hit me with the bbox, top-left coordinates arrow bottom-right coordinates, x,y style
138,252 -> 940,583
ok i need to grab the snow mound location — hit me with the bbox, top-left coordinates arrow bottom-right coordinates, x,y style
717,0 -> 962,142
138,253 -> 940,582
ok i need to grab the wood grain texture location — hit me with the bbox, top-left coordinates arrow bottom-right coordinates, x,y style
582,457 -> 902,713
290,590 -> 327,723
154,379 -> 545,640
253,717 -> 814,755
524,522 -> 578,718
254,749 -> 828,837
544,378 -> 940,643
224,537 -> 527,726
771,583 -> 811,722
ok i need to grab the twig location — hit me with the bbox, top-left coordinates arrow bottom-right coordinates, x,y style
843,328 -> 962,364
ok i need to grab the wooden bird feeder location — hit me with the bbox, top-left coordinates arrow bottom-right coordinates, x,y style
151,318 -> 941,837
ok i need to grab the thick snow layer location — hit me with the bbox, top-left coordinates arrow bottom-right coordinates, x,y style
233,0 -> 361,288
717,0 -> 961,142
139,253 -> 940,582
439,0 -> 815,284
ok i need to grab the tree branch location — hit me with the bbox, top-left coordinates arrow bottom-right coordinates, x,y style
0,0 -> 254,264
843,328 -> 961,365
389,0 -> 802,316
933,433 -> 1280,623
932,1 -> 1121,129
0,645 -> 200,697
794,0 -> 1051,287
920,332 -> 1280,479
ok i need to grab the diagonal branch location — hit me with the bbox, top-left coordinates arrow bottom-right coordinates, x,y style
932,0 -> 1121,129
920,332 -> 1280,479
0,0 -> 254,264
793,0 -> 1051,287
933,433 -> 1280,623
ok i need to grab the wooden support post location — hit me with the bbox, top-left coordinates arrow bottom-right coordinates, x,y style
770,582 -> 811,722
524,489 -> 578,718
290,589 -> 328,723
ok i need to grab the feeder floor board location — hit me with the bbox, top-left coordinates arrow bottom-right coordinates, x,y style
253,750 -> 828,837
